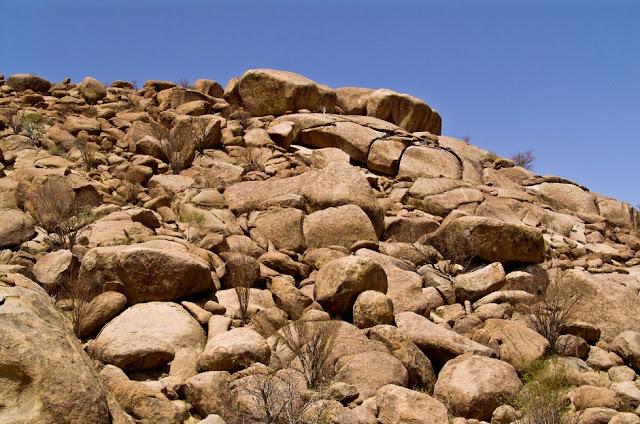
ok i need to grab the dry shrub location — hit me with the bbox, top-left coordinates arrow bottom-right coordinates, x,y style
158,133 -> 186,174
118,180 -> 142,204
27,178 -> 92,250
521,271 -> 584,354
178,78 -> 191,89
276,319 -> 340,391
235,367 -> 334,424
511,149 -> 535,170
224,252 -> 256,325
191,118 -> 214,157
55,273 -> 100,337
74,139 -> 95,170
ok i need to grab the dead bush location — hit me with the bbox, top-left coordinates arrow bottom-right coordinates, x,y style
276,319 -> 340,391
74,139 -> 95,170
521,271 -> 584,354
224,252 -> 256,325
235,367 -> 334,424
511,150 -> 535,170
55,273 -> 100,337
158,133 -> 186,174
191,118 -> 214,157
27,178 -> 92,250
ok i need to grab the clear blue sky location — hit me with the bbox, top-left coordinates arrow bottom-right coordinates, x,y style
3,0 -> 639,205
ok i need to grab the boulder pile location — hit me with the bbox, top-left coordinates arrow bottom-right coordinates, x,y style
1,69 -> 640,424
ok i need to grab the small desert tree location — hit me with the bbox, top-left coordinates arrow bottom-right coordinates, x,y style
224,251 -> 257,325
158,133 -> 186,174
511,150 -> 535,170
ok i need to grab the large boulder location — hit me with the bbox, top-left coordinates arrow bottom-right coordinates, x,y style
395,311 -> 494,368
253,207 -> 306,253
303,204 -> 377,249
366,88 -> 442,134
197,328 -> 271,373
79,245 -> 213,304
78,76 -> 107,104
314,256 -> 388,315
425,215 -> 545,264
433,354 -> 523,421
376,384 -> 449,424
405,178 -> 484,217
531,182 -> 598,215
236,69 -> 333,115
0,273 -> 126,424
6,73 -> 51,92
88,302 -> 206,371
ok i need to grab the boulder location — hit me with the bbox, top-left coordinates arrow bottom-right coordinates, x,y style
254,208 -> 306,253
79,245 -> 213,304
532,182 -> 598,215
395,311 -> 495,368
100,365 -> 182,424
453,262 -> 506,302
474,319 -> 551,373
398,146 -> 461,180
303,204 -> 377,249
369,324 -> 437,392
433,354 -> 523,421
309,147 -> 351,168
0,273 -> 125,424
353,290 -> 394,329
612,331 -> 640,371
197,327 -> 271,373
181,371 -> 231,418
268,275 -> 313,320
298,120 -> 383,164
335,86 -> 375,115
78,76 -> 107,104
194,79 -> 224,97
335,350 -> 409,401
376,384 -> 449,424
405,178 -> 484,217
314,256 -> 388,315
6,73 -> 51,92
366,138 -> 412,175
31,249 -> 79,293
88,302 -> 206,371
62,115 -> 101,135
237,69 -> 331,116
0,208 -> 35,248
425,215 -> 545,264
77,291 -> 127,338
366,88 -> 442,134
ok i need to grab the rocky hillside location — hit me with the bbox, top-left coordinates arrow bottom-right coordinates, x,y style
2,69 -> 640,424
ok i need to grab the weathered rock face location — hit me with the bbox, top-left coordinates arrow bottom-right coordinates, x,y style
88,302 -> 206,371
426,215 -> 545,264
79,245 -> 213,304
0,208 -> 34,248
0,273 -> 124,424
376,384 -> 449,424
314,256 -> 388,315
433,354 -> 523,421
366,88 -> 442,134
335,350 -> 409,401
78,76 -> 107,104
454,262 -> 506,302
303,204 -> 378,249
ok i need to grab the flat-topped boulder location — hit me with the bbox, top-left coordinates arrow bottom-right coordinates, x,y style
6,73 -> 52,92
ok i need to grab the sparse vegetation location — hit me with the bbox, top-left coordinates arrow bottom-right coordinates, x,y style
184,210 -> 205,242
178,78 -> 191,89
27,179 -> 93,250
521,271 -> 584,354
483,151 -> 500,162
224,251 -> 256,325
55,273 -> 100,337
275,319 -> 340,391
9,111 -> 47,140
511,149 -> 535,170
513,359 -> 573,424
236,367 -> 334,424
191,118 -> 214,157
74,139 -> 95,170
158,133 -> 186,174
